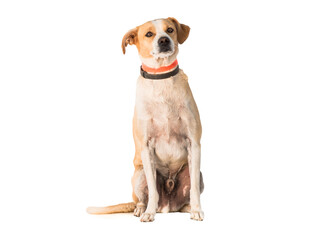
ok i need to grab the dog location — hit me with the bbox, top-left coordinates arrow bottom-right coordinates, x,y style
87,17 -> 204,222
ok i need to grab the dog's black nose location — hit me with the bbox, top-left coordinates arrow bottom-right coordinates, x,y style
158,37 -> 170,46
158,37 -> 171,52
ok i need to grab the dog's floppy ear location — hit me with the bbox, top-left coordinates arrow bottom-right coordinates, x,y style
168,17 -> 190,44
121,28 -> 138,54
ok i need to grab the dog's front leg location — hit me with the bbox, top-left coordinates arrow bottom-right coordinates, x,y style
140,138 -> 159,222
187,138 -> 204,221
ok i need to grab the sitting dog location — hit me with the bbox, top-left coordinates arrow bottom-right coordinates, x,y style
87,17 -> 204,222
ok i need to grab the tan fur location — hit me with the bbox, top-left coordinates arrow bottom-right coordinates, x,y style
88,18 -> 203,222
87,202 -> 136,214
121,28 -> 138,54
167,17 -> 190,44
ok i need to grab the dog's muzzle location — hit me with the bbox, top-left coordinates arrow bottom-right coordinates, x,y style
158,37 -> 171,53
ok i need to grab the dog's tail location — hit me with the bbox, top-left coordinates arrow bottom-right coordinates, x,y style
86,202 -> 136,214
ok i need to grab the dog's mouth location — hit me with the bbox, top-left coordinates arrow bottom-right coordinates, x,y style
151,48 -> 175,60
159,45 -> 172,53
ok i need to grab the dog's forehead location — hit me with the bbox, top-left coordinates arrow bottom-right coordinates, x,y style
138,19 -> 174,34
138,21 -> 155,34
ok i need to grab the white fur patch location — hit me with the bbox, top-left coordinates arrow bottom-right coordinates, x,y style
151,20 -> 175,60
140,55 -> 177,69
183,185 -> 189,197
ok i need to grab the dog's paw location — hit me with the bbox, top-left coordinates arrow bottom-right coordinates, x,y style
140,212 -> 155,222
134,205 -> 146,217
190,210 -> 204,221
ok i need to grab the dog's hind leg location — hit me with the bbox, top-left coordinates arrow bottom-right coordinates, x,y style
179,204 -> 191,213
178,173 -> 204,214
132,168 -> 148,217
169,165 -> 204,213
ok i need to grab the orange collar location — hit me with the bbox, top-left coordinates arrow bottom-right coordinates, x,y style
141,59 -> 178,74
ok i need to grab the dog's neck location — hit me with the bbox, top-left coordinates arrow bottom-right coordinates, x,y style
139,52 -> 178,71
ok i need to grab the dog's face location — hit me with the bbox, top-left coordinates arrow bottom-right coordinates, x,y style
122,18 -> 190,67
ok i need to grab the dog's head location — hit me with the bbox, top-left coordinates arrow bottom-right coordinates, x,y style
122,17 -> 190,67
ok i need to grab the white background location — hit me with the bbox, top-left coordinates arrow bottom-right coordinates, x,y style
0,0 -> 313,239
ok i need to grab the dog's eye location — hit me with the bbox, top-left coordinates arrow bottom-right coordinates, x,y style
145,31 -> 153,37
167,27 -> 174,33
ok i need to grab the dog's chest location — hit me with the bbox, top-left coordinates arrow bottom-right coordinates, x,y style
136,74 -> 193,175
